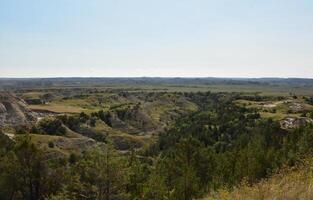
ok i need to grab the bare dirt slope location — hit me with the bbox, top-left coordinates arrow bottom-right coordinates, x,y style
0,92 -> 36,127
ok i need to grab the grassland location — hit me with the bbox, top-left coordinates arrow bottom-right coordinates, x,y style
29,104 -> 85,113
204,159 -> 313,200
235,97 -> 313,120
17,80 -> 313,119
29,134 -> 96,156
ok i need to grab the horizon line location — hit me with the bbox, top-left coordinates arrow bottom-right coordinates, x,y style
0,76 -> 313,79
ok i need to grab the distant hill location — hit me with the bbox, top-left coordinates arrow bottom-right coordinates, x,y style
1,77 -> 313,90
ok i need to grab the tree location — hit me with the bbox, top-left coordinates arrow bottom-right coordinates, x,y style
38,118 -> 66,135
142,169 -> 168,200
79,112 -> 89,123
0,131 -> 13,156
89,117 -> 97,127
157,137 -> 202,200
0,136 -> 54,200
97,110 -> 112,127
126,150 -> 149,199
173,137 -> 201,200
66,145 -> 128,200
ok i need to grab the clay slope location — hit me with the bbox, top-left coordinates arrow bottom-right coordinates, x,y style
0,92 -> 36,127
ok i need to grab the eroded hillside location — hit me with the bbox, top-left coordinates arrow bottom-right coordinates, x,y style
1,89 -> 202,155
0,92 -> 36,127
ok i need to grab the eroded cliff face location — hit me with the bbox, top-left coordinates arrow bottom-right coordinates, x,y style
0,92 -> 36,127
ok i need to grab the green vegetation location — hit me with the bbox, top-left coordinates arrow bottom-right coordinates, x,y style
1,91 -> 313,200
1,79 -> 313,199
143,93 -> 313,199
0,136 -> 64,200
36,118 -> 66,136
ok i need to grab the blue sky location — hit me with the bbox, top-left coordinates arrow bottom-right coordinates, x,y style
1,0 -> 313,78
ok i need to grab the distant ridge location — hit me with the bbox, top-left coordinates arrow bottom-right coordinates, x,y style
1,77 -> 313,90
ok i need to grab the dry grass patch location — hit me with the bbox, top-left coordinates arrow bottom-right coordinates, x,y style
204,159 -> 313,200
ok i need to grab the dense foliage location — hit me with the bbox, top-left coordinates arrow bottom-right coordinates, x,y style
36,118 -> 66,136
141,93 -> 313,199
1,92 -> 313,200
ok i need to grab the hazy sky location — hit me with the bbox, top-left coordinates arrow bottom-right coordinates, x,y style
1,0 -> 313,78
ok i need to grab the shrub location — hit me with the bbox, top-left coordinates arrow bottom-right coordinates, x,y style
69,153 -> 78,164
48,141 -> 55,148
15,126 -> 28,134
38,118 -> 66,136
79,112 -> 89,123
89,117 -> 97,127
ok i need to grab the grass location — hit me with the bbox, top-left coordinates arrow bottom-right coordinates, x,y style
29,104 -> 84,113
260,112 -> 300,120
145,97 -> 198,123
29,133 -> 95,156
236,97 -> 313,121
28,93 -> 133,113
204,159 -> 313,200
18,91 -> 43,99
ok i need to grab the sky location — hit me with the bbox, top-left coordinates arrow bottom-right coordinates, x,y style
0,0 -> 313,78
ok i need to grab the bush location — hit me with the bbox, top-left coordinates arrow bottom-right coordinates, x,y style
89,117 -> 97,127
97,110 -> 112,127
58,115 -> 80,130
306,97 -> 313,105
69,153 -> 78,164
79,112 -> 89,123
15,126 -> 28,134
48,141 -> 55,148
38,118 -> 66,136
